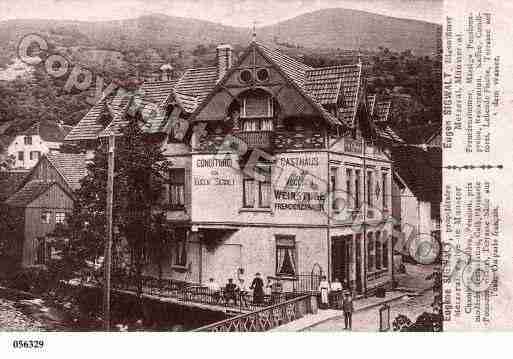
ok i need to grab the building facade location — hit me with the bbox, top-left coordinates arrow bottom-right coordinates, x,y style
4,153 -> 87,267
7,120 -> 72,169
66,41 -> 403,295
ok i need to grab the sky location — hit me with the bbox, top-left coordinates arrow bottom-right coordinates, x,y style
0,0 -> 443,26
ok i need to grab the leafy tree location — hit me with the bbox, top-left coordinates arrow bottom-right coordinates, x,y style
52,110 -> 171,294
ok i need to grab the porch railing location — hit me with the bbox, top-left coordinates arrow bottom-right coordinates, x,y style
110,273 -> 295,312
193,293 -> 317,332
233,131 -> 273,149
292,274 -> 323,293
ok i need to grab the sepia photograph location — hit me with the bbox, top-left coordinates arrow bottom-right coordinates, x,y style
0,0 -> 444,334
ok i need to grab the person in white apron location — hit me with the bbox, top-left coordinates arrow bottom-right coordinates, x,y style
318,275 -> 330,309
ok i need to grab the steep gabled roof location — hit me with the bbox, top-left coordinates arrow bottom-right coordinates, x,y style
392,146 -> 441,204
0,170 -> 28,202
375,99 -> 392,122
304,64 -> 361,126
366,94 -> 377,114
45,153 -> 87,191
257,44 -> 312,87
23,121 -> 72,142
138,79 -> 178,107
65,75 -> 206,141
174,67 -> 218,103
65,99 -> 109,141
5,180 -> 57,207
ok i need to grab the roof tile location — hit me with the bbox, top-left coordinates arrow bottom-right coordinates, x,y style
5,180 -> 55,207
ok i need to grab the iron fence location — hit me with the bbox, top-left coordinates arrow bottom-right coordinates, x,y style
193,293 -> 316,332
109,273 -> 296,313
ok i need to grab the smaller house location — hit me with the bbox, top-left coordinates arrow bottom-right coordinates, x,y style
391,146 -> 442,247
4,152 -> 87,268
7,120 -> 72,169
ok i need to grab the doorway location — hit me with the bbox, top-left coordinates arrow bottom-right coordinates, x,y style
331,235 -> 351,287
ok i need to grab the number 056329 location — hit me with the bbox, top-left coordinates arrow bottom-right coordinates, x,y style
12,340 -> 44,349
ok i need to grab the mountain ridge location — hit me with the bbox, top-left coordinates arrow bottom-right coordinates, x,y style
0,8 -> 441,56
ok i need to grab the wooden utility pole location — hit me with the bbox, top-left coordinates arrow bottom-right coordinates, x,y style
104,133 -> 115,331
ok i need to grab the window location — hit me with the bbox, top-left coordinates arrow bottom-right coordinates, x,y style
41,211 -> 51,224
169,169 -> 185,208
382,173 -> 388,209
243,164 -> 271,209
55,212 -> 66,224
355,170 -> 361,209
24,136 -> 32,145
174,228 -> 187,267
35,238 -> 50,265
243,177 -> 255,208
375,231 -> 382,270
18,151 -> 24,161
256,68 -> 270,82
242,119 -> 273,131
367,232 -> 374,272
241,94 -> 273,118
346,169 -> 353,208
29,151 -> 40,160
259,166 -> 271,208
366,171 -> 373,206
276,236 -> 297,276
330,167 -> 338,210
239,69 -> 252,83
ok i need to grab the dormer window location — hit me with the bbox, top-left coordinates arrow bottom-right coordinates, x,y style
239,92 -> 274,132
241,93 -> 273,118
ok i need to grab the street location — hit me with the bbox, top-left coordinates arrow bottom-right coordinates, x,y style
304,290 -> 434,331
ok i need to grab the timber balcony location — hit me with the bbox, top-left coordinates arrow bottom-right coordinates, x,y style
232,131 -> 274,150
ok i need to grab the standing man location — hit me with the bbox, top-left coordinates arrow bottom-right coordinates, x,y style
342,291 -> 354,330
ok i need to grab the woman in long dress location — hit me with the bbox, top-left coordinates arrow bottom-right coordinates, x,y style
318,275 -> 330,309
250,272 -> 265,305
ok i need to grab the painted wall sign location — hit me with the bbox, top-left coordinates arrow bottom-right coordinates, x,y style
196,158 -> 233,168
344,138 -> 363,154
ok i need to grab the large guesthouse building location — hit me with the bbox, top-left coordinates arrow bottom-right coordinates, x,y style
65,41 -> 403,295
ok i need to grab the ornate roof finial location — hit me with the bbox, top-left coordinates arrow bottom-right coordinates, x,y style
252,20 -> 257,42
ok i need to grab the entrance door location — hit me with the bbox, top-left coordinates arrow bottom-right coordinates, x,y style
355,234 -> 363,294
331,236 -> 350,285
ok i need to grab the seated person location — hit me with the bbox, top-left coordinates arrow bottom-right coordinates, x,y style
224,278 -> 237,304
206,278 -> 221,302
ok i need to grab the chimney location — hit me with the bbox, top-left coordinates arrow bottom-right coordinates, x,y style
159,63 -> 174,81
216,44 -> 233,81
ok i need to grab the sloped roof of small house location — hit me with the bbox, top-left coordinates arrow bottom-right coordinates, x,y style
0,170 -> 29,202
5,180 -> 59,207
23,121 -> 72,142
392,146 -> 442,203
45,153 -> 87,190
